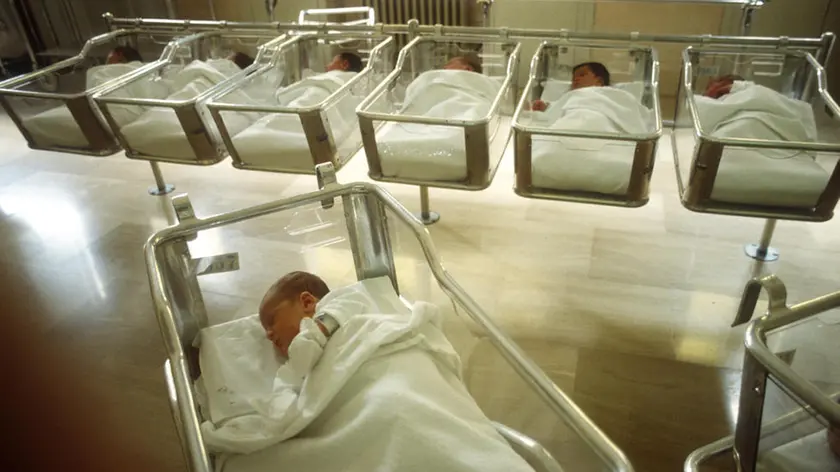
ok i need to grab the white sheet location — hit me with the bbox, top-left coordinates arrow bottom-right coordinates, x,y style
376,70 -> 502,182
527,85 -> 654,195
21,61 -> 168,149
694,82 -> 830,208
119,59 -> 245,160
231,70 -> 359,171
198,276 -> 533,472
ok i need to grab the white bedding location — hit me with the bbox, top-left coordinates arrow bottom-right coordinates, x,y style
231,70 -> 359,171
198,276 -> 534,472
527,84 -> 655,195
376,70 -> 503,182
21,61 -> 168,149
693,82 -> 830,208
119,59 -> 245,160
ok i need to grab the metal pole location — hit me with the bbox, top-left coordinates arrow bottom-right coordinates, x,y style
739,5 -> 756,36
164,0 -> 176,19
7,0 -> 38,71
745,218 -> 779,261
149,162 -> 176,196
99,16 -> 826,50
415,185 -> 440,225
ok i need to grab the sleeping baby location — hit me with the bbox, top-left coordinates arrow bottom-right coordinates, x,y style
531,61 -> 611,111
202,271 -> 537,472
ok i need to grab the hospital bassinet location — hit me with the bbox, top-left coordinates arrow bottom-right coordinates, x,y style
685,275 -> 840,472
0,28 -> 195,156
357,35 -> 521,190
145,163 -> 633,472
512,41 -> 662,208
672,46 -> 840,222
205,32 -> 395,174
93,30 -> 288,166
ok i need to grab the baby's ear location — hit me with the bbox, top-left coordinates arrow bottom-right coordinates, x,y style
300,291 -> 317,311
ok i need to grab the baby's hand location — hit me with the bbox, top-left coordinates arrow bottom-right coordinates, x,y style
531,99 -> 548,112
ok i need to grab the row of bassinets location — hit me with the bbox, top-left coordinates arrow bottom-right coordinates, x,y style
1,32 -> 838,219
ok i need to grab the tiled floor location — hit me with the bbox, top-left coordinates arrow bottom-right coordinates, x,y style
2,113 -> 840,471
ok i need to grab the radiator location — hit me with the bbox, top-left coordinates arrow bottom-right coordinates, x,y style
362,0 -> 472,26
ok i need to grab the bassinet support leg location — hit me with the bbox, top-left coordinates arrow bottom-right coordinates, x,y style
744,219 -> 779,262
148,162 -> 175,196
415,186 -> 440,225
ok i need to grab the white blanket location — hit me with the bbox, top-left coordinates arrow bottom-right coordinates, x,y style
21,61 -> 168,149
198,277 -> 533,472
231,70 -> 359,171
528,85 -> 654,195
119,59 -> 244,160
693,82 -> 830,208
377,70 -> 502,181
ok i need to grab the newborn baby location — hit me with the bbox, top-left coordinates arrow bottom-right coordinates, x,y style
258,271 -> 334,357
442,54 -> 483,73
531,61 -> 611,111
326,52 -> 364,73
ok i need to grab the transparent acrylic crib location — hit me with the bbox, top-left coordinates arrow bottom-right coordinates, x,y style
686,275 -> 840,472
672,46 -> 840,222
146,164 -> 634,472
93,30 -> 288,166
357,35 -> 521,190
0,28 -> 195,156
205,32 -> 396,174
513,41 -> 662,207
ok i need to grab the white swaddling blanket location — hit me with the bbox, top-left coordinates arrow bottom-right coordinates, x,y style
231,70 -> 359,171
21,61 -> 169,149
529,85 -> 654,195
198,277 -> 533,472
694,81 -> 829,207
692,81 -> 830,208
377,70 -> 502,181
119,58 -> 243,159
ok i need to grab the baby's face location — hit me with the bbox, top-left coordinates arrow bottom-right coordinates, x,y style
260,292 -> 319,356
572,66 -> 602,90
326,55 -> 347,72
106,51 -> 124,65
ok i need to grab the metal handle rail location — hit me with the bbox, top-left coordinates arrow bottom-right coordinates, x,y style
680,46 -> 840,153
92,29 -> 284,107
297,7 -> 376,26
102,14 -> 829,51
685,391 -> 840,472
208,33 -> 395,116
357,36 -> 522,128
0,28 -> 153,93
688,275 -> 840,472
187,32 -> 293,103
512,41 -> 663,141
145,181 -> 634,472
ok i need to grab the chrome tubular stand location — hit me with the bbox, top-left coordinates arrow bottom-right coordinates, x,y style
149,162 -> 175,196
745,219 -> 779,262
739,1 -> 762,36
416,185 -> 440,225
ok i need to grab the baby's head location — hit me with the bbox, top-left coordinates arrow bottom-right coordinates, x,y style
327,52 -> 364,73
572,62 -> 610,90
443,54 -> 482,74
228,51 -> 254,70
107,45 -> 142,65
704,74 -> 744,99
259,271 -> 331,356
